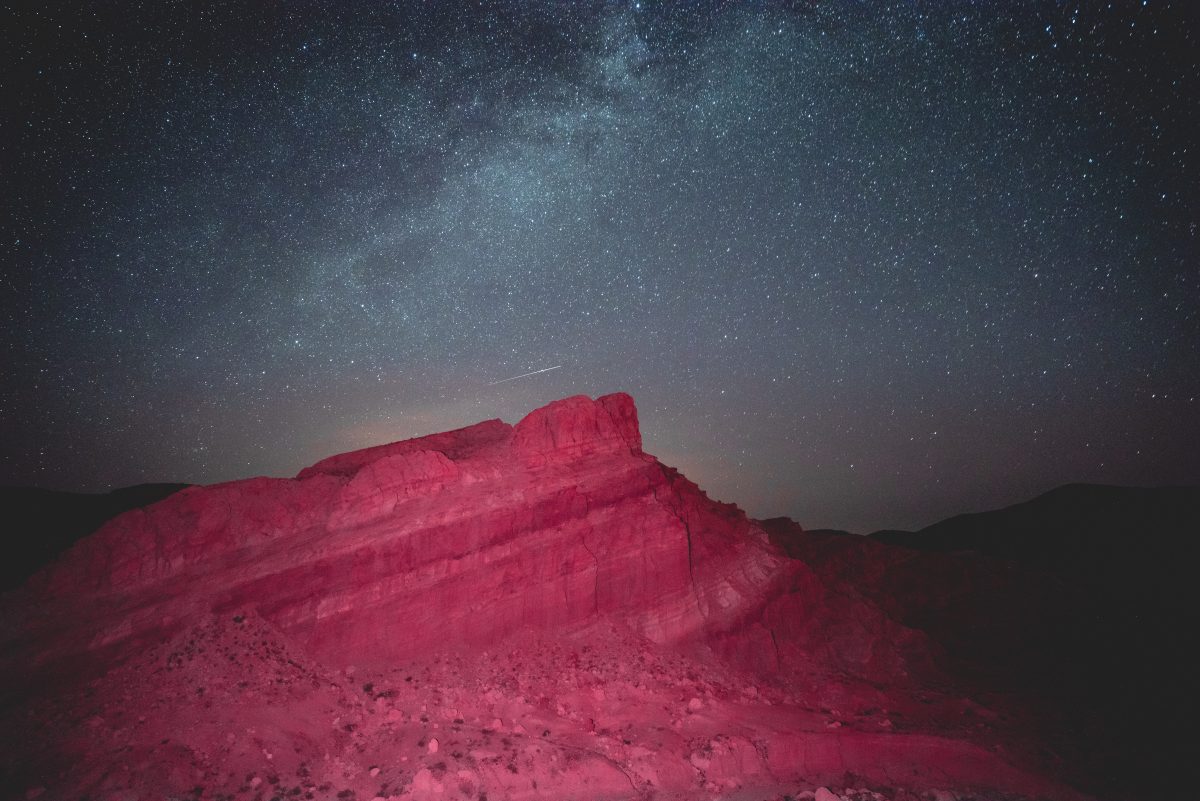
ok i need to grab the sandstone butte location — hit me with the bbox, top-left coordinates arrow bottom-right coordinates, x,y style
0,393 -> 1092,801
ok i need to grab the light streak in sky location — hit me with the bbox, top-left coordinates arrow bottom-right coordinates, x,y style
487,365 -> 562,386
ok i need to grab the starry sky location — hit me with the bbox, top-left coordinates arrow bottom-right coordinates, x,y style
2,1 -> 1197,532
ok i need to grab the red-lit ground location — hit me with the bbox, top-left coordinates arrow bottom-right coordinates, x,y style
7,610 -> 1082,801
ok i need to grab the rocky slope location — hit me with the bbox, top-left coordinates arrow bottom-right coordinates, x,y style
0,394 -> 1093,800
768,485 -> 1200,801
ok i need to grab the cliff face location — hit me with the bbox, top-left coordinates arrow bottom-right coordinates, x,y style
0,394 -> 1090,801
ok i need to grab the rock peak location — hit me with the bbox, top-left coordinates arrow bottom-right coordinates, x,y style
513,392 -> 642,465
297,393 -> 643,481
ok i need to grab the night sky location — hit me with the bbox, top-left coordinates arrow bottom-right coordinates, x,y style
3,1 -> 1197,533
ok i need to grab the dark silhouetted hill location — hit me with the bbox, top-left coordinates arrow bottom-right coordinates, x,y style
769,484 -> 1200,801
873,483 -> 1199,590
0,483 -> 188,592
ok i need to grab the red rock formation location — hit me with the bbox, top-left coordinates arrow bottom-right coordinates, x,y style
0,393 -> 1093,801
5,395 -> 906,683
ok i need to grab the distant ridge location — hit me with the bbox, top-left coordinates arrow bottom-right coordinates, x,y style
0,483 -> 188,592
871,483 -> 1200,591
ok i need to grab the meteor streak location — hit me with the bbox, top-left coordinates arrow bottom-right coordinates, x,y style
487,365 -> 562,386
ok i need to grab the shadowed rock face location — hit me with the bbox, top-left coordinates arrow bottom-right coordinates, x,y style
0,394 -> 1093,801
768,485 -> 1200,801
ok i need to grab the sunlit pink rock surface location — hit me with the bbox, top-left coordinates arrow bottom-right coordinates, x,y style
0,394 -> 1091,800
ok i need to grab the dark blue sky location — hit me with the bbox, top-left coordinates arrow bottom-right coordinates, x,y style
3,1 -> 1197,531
